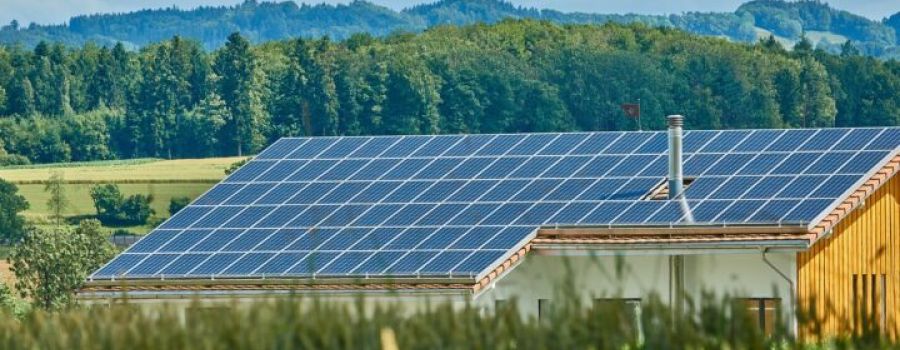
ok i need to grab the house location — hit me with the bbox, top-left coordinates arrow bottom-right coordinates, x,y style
80,117 -> 900,338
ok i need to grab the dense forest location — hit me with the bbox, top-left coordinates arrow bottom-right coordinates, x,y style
0,20 -> 898,164
1,0 -> 898,58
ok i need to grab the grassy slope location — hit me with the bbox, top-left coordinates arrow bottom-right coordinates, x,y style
0,157 -> 243,234
0,157 -> 243,183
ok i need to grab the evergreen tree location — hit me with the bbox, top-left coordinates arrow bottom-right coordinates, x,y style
7,72 -> 35,116
797,57 -> 836,127
215,32 -> 264,156
839,40 -> 859,57
272,38 -> 312,137
306,39 -> 341,136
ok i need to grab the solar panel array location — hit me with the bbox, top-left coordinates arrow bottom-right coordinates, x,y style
92,127 -> 900,281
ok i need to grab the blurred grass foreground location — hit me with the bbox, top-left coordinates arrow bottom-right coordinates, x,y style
0,290 -> 895,349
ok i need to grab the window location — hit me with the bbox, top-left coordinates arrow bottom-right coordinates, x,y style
737,298 -> 780,336
853,273 -> 887,331
538,299 -> 552,321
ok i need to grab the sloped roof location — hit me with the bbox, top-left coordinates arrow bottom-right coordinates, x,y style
83,127 -> 900,296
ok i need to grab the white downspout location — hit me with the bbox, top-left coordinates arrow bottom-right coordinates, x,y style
761,247 -> 797,336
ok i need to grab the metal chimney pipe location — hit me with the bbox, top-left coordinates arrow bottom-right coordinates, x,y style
667,115 -> 684,199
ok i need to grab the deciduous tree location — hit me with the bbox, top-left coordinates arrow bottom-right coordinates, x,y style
10,219 -> 115,309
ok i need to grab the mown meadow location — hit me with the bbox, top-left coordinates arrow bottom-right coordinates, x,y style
0,157 -> 240,234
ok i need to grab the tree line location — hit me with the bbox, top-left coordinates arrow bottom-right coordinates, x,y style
0,20 -> 899,164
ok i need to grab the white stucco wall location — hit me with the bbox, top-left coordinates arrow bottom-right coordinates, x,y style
475,250 -> 797,319
83,249 -> 797,328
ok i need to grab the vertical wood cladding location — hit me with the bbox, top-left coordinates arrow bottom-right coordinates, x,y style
798,174 -> 899,338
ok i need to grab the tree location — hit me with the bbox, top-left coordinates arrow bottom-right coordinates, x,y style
89,184 -> 124,224
177,92 -> 228,157
120,194 -> 154,225
0,179 -> 29,243
7,72 -> 35,116
89,183 -> 154,225
0,84 -> 5,113
839,40 -> 859,57
44,171 -> 69,228
10,219 -> 115,309
63,109 -> 114,161
0,281 -> 29,317
215,32 -> 264,156
796,57 -> 837,127
793,36 -> 813,54
169,196 -> 191,216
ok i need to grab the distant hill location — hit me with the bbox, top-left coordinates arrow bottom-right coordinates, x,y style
0,0 -> 897,58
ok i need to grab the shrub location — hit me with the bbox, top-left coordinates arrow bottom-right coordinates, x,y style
89,184 -> 155,226
121,194 -> 154,224
0,154 -> 30,167
169,196 -> 191,216
225,157 -> 250,175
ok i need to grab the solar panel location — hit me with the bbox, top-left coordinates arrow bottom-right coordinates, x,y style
93,127 -> 900,282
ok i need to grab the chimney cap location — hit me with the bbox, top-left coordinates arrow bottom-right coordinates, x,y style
667,115 -> 684,128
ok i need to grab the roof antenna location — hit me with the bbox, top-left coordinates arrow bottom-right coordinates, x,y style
667,115 -> 694,223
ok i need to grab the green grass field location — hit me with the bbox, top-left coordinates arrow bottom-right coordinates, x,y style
0,157 -> 245,234
0,157 -> 243,183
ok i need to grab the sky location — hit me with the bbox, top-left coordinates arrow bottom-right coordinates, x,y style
0,0 -> 896,26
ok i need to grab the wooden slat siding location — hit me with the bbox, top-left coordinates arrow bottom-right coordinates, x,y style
798,174 -> 900,339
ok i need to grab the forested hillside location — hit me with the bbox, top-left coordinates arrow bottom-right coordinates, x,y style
0,0 -> 897,58
0,21 -> 898,165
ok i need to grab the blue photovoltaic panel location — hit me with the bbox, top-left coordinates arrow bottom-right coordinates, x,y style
319,137 -> 370,159
833,129 -> 881,150
349,136 -> 397,158
867,128 -> 900,150
509,134 -> 558,155
444,135 -> 494,157
381,136 -> 430,158
224,161 -> 275,182
476,134 -> 520,156
700,130 -> 749,153
683,130 -> 719,153
257,160 -> 307,181
734,130 -> 783,152
93,127 -> 900,282
287,138 -> 335,159
255,139 -> 306,160
539,133 -> 589,155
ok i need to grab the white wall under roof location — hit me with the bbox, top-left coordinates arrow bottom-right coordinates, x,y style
475,251 -> 796,320
84,250 -> 797,333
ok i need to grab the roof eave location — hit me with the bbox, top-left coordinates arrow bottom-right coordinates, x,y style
807,152 -> 900,243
